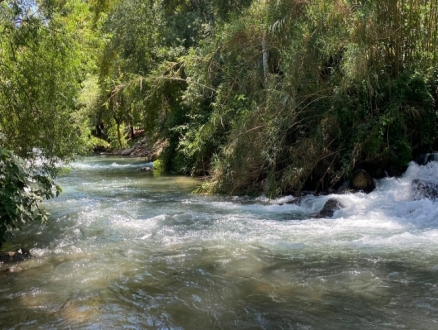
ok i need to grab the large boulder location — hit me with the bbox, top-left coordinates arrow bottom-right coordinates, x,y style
411,179 -> 438,201
350,169 -> 375,193
316,199 -> 344,218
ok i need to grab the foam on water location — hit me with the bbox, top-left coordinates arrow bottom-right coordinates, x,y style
40,159 -> 438,261
70,161 -> 153,170
3,157 -> 438,329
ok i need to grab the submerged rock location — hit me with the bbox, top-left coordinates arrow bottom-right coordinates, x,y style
411,179 -> 438,201
316,199 -> 344,218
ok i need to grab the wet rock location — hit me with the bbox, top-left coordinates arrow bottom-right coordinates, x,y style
357,157 -> 406,178
0,252 -> 15,263
411,179 -> 438,201
13,248 -> 31,262
350,169 -> 375,193
414,152 -> 438,166
386,164 -> 408,178
120,148 -> 134,156
277,198 -> 300,206
316,199 -> 344,218
336,180 -> 354,194
334,170 -> 375,194
283,198 -> 301,206
140,166 -> 153,172
0,248 -> 32,263
277,191 -> 316,206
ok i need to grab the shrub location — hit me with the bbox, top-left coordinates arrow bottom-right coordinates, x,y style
0,147 -> 61,243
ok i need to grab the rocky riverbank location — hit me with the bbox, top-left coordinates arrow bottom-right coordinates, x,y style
96,138 -> 166,161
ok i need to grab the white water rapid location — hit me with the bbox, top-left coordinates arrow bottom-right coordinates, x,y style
0,156 -> 437,329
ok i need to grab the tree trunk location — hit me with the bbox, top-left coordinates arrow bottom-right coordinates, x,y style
262,33 -> 268,80
129,125 -> 134,140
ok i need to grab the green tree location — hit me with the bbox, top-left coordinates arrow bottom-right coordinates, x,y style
0,0 -> 96,165
87,0 -> 438,196
0,0 -> 100,241
181,0 -> 438,195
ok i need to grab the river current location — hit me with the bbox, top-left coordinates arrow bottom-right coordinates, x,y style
1,156 -> 438,329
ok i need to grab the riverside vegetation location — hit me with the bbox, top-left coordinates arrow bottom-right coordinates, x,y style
1,0 -> 438,241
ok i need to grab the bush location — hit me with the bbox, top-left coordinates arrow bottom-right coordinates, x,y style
0,147 -> 61,243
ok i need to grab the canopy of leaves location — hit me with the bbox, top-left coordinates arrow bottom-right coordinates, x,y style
0,0 -> 98,165
73,0 -> 438,196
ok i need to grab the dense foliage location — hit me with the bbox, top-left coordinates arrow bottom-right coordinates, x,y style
0,0 -> 96,240
2,0 -> 438,242
0,0 -> 98,162
0,147 -> 61,242
88,0 -> 438,196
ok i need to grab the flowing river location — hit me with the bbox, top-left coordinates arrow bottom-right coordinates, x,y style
1,156 -> 438,329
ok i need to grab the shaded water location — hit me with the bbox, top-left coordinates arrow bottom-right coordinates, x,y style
1,156 -> 438,329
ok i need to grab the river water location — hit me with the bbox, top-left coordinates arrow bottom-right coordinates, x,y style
1,156 -> 438,329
